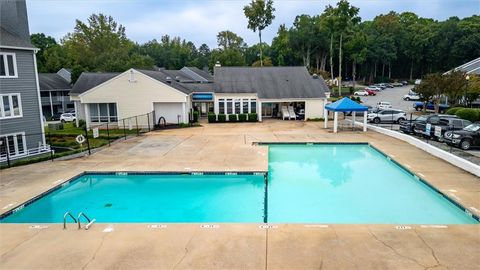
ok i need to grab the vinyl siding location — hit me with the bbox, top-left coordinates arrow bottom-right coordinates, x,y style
0,48 -> 43,149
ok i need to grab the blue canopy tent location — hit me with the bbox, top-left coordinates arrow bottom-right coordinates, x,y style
324,97 -> 369,133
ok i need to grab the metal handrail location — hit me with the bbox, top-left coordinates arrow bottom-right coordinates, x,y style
77,212 -> 91,229
63,211 -> 77,229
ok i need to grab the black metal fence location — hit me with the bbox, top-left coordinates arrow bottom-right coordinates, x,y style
0,111 -> 155,169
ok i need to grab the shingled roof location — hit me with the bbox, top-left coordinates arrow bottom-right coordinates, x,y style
70,72 -> 121,95
39,73 -> 71,91
213,66 -> 328,99
0,0 -> 35,49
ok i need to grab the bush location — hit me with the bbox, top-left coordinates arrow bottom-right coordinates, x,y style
229,114 -> 237,122
192,111 -> 199,123
77,119 -> 86,128
238,113 -> 247,122
208,113 -> 216,123
248,113 -> 258,122
218,114 -> 226,122
455,108 -> 480,122
446,107 -> 463,115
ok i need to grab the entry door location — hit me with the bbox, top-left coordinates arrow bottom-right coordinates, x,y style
262,103 -> 273,117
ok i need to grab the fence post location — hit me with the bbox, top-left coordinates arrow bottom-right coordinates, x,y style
48,132 -> 54,162
123,119 -> 127,140
84,127 -> 91,155
135,116 -> 139,136
147,112 -> 151,132
106,122 -> 111,146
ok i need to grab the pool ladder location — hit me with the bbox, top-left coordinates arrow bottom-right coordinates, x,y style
63,211 -> 96,230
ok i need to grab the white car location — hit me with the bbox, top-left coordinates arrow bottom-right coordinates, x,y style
403,93 -> 420,101
60,113 -> 76,123
354,90 -> 369,96
365,86 -> 382,91
367,109 -> 407,124
377,102 -> 392,109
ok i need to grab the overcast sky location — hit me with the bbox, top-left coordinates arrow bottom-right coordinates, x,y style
27,0 -> 480,48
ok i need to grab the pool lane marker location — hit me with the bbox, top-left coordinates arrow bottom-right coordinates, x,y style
259,225 -> 277,229
148,224 -> 167,229
395,225 -> 412,230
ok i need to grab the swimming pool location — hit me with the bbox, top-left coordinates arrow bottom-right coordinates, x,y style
1,144 -> 478,224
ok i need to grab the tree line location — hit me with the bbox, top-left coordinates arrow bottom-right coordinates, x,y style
32,0 -> 479,87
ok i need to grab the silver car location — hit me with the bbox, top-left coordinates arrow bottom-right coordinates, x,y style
367,109 -> 406,124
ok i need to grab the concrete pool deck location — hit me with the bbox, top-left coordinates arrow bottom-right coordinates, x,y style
1,120 -> 479,269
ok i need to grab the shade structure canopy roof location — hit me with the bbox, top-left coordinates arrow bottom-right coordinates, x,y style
325,97 -> 369,112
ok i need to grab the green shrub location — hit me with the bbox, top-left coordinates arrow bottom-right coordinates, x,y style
229,114 -> 237,122
238,113 -> 247,122
307,118 -> 324,121
218,114 -> 226,122
446,107 -> 463,115
455,108 -> 480,122
248,113 -> 258,122
77,119 -> 86,128
208,113 -> 216,123
192,111 -> 199,123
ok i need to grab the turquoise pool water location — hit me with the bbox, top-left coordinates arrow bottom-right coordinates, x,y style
1,144 -> 477,224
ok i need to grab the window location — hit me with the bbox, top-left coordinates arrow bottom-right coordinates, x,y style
242,99 -> 249,114
0,94 -> 22,119
234,99 -> 241,114
452,120 -> 463,128
89,103 -> 118,123
0,53 -> 17,78
219,99 -> 225,114
250,99 -> 257,113
0,132 -> 26,157
226,99 -> 233,114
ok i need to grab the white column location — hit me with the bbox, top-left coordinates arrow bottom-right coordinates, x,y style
74,101 -> 79,127
333,112 -> 338,133
363,113 -> 367,132
84,103 -> 91,129
352,111 -> 356,128
182,102 -> 187,123
324,109 -> 328,128
49,91 -> 54,116
258,101 -> 262,122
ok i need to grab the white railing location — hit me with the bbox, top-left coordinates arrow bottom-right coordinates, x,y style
0,144 -> 52,162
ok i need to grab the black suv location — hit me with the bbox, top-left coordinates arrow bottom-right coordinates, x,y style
411,114 -> 458,137
444,123 -> 480,150
433,118 -> 472,141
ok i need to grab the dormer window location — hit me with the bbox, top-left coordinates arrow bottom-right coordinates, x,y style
0,53 -> 18,78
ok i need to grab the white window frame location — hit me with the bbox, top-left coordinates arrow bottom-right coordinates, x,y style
89,103 -> 118,123
0,93 -> 23,119
0,52 -> 18,78
0,132 -> 26,157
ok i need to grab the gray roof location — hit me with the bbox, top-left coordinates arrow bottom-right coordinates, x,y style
448,57 -> 480,75
70,72 -> 121,95
213,66 -> 328,99
39,73 -> 71,91
182,67 -> 213,82
0,0 -> 35,49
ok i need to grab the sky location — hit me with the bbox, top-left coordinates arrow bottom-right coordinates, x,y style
27,0 -> 480,48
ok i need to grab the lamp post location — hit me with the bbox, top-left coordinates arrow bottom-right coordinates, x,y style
465,75 -> 470,106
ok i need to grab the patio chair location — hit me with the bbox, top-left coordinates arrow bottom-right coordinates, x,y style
282,106 -> 290,120
288,106 -> 296,120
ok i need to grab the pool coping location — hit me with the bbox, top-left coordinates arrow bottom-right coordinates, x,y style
0,171 -> 269,221
1,143 -> 478,223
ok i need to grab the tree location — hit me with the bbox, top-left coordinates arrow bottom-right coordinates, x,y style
466,75 -> 480,106
344,26 -> 367,86
443,71 -> 468,105
30,33 -> 60,72
243,0 -> 275,67
270,24 -> 297,66
416,73 -> 444,113
217,31 -> 247,50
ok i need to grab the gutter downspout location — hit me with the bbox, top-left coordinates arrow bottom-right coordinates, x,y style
33,51 -> 46,145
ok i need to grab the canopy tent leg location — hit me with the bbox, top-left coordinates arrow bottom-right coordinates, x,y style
333,112 -> 338,133
352,111 -> 356,129
363,113 -> 367,132
324,109 -> 328,129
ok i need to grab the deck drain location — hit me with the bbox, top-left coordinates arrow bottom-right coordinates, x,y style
105,203 -> 113,207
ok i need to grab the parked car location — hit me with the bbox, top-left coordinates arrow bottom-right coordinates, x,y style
413,102 -> 450,113
433,118 -> 472,141
60,113 -> 76,123
50,112 -> 63,121
412,114 -> 458,137
385,83 -> 394,88
365,89 -> 376,96
393,82 -> 403,87
403,93 -> 420,101
367,109 -> 406,124
401,81 -> 408,85
444,123 -> 480,150
354,90 -> 369,96
377,101 -> 392,109
373,84 -> 386,90
365,86 -> 382,92
347,105 -> 373,116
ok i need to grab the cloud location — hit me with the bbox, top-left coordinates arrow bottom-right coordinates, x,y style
27,0 -> 479,48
